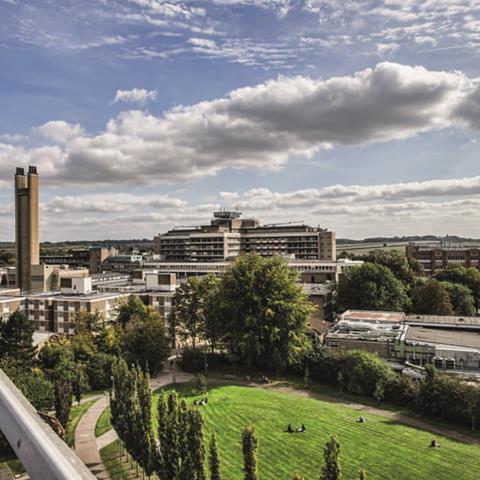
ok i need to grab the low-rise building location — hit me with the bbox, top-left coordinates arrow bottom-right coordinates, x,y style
397,325 -> 480,371
406,241 -> 480,274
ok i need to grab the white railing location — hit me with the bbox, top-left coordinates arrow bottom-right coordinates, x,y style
0,369 -> 96,480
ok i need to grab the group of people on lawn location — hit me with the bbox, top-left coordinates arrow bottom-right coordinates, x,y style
287,423 -> 306,433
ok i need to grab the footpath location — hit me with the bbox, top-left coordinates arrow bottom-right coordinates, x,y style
74,367 -> 193,479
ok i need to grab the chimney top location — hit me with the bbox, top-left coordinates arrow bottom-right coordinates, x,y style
15,167 -> 25,176
28,165 -> 37,175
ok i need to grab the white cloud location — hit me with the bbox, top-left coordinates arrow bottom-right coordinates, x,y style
114,88 -> 158,105
2,62 -> 480,186
36,121 -> 85,144
2,174 -> 480,241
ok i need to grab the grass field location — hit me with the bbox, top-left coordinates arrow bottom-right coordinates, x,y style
151,384 -> 480,480
96,406 -> 112,437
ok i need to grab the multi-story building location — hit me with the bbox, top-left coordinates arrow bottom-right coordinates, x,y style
14,166 -> 39,291
30,264 -> 90,292
40,246 -> 118,274
406,241 -> 480,274
154,210 -> 336,262
0,293 -> 25,323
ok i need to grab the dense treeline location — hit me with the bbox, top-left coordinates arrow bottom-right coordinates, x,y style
295,343 -> 480,432
327,251 -> 480,318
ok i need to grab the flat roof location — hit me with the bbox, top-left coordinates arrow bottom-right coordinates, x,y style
341,310 -> 405,322
0,295 -> 25,302
406,326 -> 480,350
405,314 -> 480,327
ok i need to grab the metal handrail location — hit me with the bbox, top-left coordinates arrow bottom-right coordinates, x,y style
0,369 -> 96,479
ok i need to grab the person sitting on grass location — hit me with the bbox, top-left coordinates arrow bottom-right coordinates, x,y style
357,416 -> 366,423
430,439 -> 440,448
287,423 -> 294,433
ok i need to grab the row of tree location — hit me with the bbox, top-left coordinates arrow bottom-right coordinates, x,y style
174,254 -> 314,371
110,359 -> 221,479
329,251 -> 480,317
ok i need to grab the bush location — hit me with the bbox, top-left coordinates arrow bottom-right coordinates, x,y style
180,348 -> 205,373
180,348 -> 229,373
341,350 -> 394,397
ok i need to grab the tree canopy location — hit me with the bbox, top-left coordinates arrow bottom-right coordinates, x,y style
410,280 -> 454,316
217,254 -> 314,370
335,263 -> 409,314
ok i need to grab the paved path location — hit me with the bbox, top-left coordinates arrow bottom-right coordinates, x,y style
76,367 -> 193,479
75,396 -> 110,479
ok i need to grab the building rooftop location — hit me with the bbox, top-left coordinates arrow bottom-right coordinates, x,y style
0,295 -> 25,302
405,314 -> 480,328
341,310 -> 405,323
405,326 -> 480,350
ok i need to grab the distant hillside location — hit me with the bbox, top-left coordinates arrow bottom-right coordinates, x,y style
337,235 -> 480,245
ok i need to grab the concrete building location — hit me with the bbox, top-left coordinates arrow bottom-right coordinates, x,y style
26,289 -> 128,334
15,166 -> 39,292
406,241 -> 480,274
397,325 -> 480,372
0,294 -> 25,323
326,309 -> 480,373
154,210 -> 336,262
40,246 -> 118,274
30,264 -> 90,293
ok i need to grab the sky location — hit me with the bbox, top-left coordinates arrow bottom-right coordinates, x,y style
0,0 -> 480,241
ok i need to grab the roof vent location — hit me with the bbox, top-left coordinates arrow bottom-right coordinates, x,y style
16,167 -> 25,176
28,165 -> 37,174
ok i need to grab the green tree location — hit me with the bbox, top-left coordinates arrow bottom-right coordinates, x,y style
137,366 -> 155,477
435,265 -> 480,310
117,295 -> 149,328
54,378 -> 73,429
336,263 -> 409,313
411,280 -> 454,315
209,431 -> 221,480
72,367 -> 89,405
1,360 -> 54,411
341,350 -> 393,397
364,250 -> 421,287
186,408 -> 206,480
320,435 -> 341,480
86,352 -> 114,389
122,313 -> 170,375
163,391 -> 181,480
173,277 -> 207,348
441,282 -> 476,316
358,470 -> 367,480
38,336 -> 74,373
0,311 -> 35,368
203,274 -> 224,352
219,254 -> 314,370
242,424 -> 258,480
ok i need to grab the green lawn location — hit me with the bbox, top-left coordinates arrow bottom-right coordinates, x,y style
96,406 -> 112,438
100,440 -> 145,480
152,384 -> 480,480
66,399 -> 96,447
